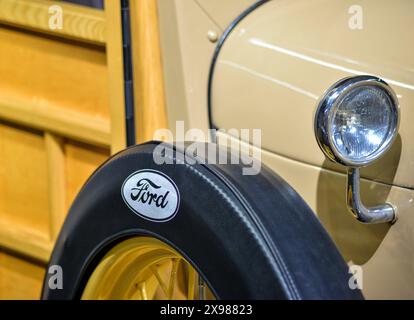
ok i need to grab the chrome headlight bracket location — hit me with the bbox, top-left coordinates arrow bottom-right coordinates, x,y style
347,167 -> 397,224
315,75 -> 400,224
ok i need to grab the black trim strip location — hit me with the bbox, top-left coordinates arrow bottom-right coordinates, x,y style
207,0 -> 270,134
121,0 -> 136,146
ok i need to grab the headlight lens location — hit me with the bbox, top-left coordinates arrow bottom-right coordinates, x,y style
315,76 -> 399,167
331,86 -> 394,162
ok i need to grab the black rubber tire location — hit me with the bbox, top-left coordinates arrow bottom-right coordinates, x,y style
42,142 -> 363,300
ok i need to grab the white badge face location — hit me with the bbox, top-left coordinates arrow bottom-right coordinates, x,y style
122,170 -> 180,222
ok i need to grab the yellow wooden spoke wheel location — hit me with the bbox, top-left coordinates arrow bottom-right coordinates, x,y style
82,237 -> 214,300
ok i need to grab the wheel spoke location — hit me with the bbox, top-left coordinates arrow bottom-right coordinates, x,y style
131,282 -> 148,300
198,275 -> 206,300
186,264 -> 196,300
150,264 -> 169,297
167,259 -> 179,299
140,282 -> 148,300
82,237 -> 215,300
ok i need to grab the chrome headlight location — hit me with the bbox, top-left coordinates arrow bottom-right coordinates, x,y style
315,75 -> 399,167
314,75 -> 400,224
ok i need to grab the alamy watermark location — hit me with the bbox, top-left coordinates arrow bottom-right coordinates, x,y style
48,265 -> 63,290
348,5 -> 363,30
49,5 -> 63,30
348,261 -> 363,290
152,121 -> 262,175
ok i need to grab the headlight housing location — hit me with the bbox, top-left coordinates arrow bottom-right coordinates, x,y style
315,75 -> 399,167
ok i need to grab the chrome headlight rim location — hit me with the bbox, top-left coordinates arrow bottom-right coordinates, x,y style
314,75 -> 400,168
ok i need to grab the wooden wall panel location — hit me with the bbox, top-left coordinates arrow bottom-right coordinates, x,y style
0,0 -> 167,300
130,0 -> 168,143
0,1 -> 114,299
65,140 -> 109,211
46,133 -> 66,240
0,27 -> 109,120
0,122 -> 50,235
0,0 -> 106,45
105,0 -> 126,153
0,251 -> 45,300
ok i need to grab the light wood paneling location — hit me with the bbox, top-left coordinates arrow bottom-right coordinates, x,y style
130,0 -> 168,143
65,140 -> 109,210
0,0 -> 168,300
0,0 -> 114,300
105,0 -> 127,153
0,122 -> 50,235
45,133 -> 66,240
0,27 -> 109,120
0,219 -> 52,263
0,94 -> 111,147
0,0 -> 106,45
0,251 -> 45,300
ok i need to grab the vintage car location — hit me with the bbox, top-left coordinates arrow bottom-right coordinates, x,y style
0,0 -> 412,300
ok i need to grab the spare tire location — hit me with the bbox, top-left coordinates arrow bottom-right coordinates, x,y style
42,141 -> 363,300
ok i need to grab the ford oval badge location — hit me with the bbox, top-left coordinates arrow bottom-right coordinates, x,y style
122,169 -> 180,222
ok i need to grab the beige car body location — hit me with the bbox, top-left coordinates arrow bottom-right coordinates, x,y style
157,0 -> 414,299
